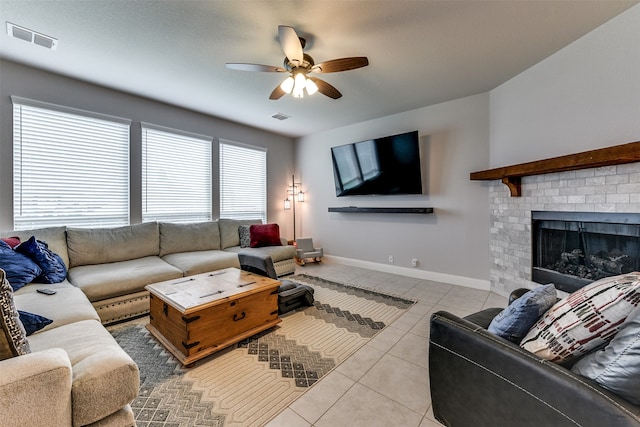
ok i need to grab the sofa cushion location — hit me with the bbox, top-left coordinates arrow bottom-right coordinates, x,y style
1,227 -> 69,269
250,223 -> 282,248
0,269 -> 31,360
67,222 -> 160,267
14,283 -> 100,331
28,319 -> 140,426
488,284 -> 556,343
18,311 -> 53,336
162,250 -> 240,276
521,273 -> 640,363
572,305 -> 640,405
16,236 -> 67,284
68,256 -> 183,302
0,241 -> 41,291
218,218 -> 261,249
159,221 -> 221,256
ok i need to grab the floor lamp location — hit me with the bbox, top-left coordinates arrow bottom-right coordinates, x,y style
284,174 -> 304,241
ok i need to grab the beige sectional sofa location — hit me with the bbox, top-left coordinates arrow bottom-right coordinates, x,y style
3,219 -> 295,324
0,219 -> 295,427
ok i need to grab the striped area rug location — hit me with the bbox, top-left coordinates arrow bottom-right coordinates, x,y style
109,274 -> 415,427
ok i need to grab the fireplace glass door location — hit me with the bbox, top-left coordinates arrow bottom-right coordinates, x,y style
532,212 -> 640,293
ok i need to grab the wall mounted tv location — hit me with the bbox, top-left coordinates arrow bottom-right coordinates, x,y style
331,130 -> 423,197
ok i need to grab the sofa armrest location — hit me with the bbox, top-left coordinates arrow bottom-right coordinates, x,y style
0,348 -> 73,427
429,310 -> 640,427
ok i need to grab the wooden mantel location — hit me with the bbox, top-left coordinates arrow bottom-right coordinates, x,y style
470,140 -> 640,197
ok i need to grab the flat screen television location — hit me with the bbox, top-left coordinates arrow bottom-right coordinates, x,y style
331,130 -> 423,197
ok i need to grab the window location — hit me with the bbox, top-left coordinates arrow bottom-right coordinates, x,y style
141,123 -> 212,223
12,97 -> 130,229
219,141 -> 267,222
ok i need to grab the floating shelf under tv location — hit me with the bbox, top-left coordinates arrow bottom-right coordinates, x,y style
328,207 -> 434,214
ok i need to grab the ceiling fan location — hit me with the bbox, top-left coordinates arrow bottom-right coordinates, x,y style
226,25 -> 369,100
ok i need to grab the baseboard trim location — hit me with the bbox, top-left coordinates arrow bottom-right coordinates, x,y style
322,255 -> 490,291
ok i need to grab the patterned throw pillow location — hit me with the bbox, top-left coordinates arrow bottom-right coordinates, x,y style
0,269 -> 31,361
238,225 -> 251,248
520,273 -> 640,363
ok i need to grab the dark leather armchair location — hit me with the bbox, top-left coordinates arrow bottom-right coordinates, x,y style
428,307 -> 640,426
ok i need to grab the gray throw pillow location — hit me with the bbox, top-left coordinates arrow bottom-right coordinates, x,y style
572,305 -> 640,405
488,284 -> 556,343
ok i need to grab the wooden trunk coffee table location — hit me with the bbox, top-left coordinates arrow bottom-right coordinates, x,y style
145,267 -> 281,366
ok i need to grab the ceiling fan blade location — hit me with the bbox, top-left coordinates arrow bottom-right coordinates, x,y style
309,77 -> 342,99
311,57 -> 369,73
278,25 -> 304,66
226,63 -> 286,72
269,84 -> 286,100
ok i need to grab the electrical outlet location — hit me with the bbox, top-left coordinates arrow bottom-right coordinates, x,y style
411,258 -> 418,267
388,255 -> 394,263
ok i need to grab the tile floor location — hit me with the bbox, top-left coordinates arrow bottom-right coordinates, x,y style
265,262 -> 508,427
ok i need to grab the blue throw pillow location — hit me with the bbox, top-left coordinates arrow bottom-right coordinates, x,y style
572,306 -> 640,405
488,284 -> 557,343
16,236 -> 67,283
0,240 -> 42,291
18,310 -> 53,336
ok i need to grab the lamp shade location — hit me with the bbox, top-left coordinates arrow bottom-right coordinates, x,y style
284,198 -> 291,210
305,79 -> 318,96
280,76 -> 294,94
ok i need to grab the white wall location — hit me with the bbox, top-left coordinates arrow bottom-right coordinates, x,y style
295,93 -> 491,288
0,60 -> 295,232
490,4 -> 640,167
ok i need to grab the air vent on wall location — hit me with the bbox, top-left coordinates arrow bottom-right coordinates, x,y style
6,22 -> 57,50
272,112 -> 290,121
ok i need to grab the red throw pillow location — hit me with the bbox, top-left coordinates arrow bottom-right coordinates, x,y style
1,237 -> 20,249
250,224 -> 281,248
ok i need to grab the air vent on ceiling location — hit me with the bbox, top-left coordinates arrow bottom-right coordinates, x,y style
6,22 -> 57,50
272,112 -> 291,121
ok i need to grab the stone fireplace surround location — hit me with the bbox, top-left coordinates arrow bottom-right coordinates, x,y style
489,162 -> 640,297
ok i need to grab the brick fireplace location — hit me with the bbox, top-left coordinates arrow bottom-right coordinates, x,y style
488,162 -> 640,297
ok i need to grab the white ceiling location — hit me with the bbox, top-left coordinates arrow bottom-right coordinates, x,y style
0,1 -> 637,138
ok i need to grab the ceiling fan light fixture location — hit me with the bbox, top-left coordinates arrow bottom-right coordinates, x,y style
305,78 -> 318,96
280,76 -> 294,94
292,72 -> 307,98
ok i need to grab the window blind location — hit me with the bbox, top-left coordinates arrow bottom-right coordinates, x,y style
141,123 -> 212,223
12,97 -> 130,229
219,141 -> 267,223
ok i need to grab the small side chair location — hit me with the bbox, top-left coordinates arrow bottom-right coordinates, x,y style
295,238 -> 323,265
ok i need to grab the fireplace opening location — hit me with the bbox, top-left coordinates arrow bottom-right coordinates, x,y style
532,211 -> 640,293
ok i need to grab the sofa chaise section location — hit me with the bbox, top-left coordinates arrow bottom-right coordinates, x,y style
218,218 -> 296,277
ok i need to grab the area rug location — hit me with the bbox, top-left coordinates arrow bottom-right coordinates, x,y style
109,274 -> 415,427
